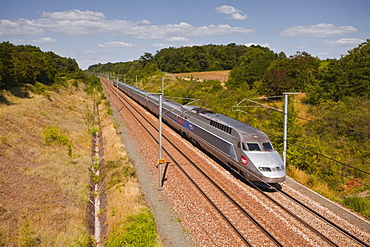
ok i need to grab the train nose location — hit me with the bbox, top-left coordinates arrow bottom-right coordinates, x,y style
246,151 -> 285,182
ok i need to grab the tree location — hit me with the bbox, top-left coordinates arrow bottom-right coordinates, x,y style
305,39 -> 370,103
12,51 -> 39,84
227,46 -> 278,89
334,40 -> 370,99
261,69 -> 291,96
269,51 -> 320,92
0,42 -> 15,88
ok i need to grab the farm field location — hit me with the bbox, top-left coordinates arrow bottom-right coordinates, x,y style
170,70 -> 230,82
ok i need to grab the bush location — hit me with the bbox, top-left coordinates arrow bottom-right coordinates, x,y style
343,196 -> 370,219
43,126 -> 69,145
106,209 -> 159,247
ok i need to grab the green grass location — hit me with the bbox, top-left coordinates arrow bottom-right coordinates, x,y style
344,196 -> 370,219
106,209 -> 160,247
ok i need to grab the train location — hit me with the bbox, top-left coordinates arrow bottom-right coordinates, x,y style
113,79 -> 285,185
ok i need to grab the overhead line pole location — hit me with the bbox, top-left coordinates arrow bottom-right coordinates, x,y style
158,78 -> 165,190
233,93 -> 298,170
158,93 -> 164,190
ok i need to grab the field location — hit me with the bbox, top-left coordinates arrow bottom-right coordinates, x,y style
169,70 -> 230,82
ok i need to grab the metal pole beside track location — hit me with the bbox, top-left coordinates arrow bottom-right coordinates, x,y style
158,94 -> 164,190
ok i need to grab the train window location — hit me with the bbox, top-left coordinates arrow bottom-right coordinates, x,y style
247,143 -> 260,151
262,142 -> 273,151
242,142 -> 247,151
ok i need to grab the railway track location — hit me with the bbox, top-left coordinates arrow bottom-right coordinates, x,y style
102,78 -> 282,246
101,78 -> 370,246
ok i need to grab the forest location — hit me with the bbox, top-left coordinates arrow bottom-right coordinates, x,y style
0,41 -> 100,97
88,40 -> 370,219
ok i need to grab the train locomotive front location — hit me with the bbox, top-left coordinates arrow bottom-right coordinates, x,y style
113,79 -> 285,185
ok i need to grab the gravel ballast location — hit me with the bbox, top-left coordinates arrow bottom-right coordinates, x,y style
104,80 -> 370,246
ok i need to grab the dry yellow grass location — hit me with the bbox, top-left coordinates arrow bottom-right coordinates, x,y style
0,85 -> 93,246
0,82 -> 160,246
98,101 -> 148,236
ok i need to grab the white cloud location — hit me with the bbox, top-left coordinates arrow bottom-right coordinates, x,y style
165,36 -> 190,42
0,9 -> 254,38
42,9 -> 106,21
215,5 -> 239,15
229,13 -> 247,21
140,20 -> 151,25
0,19 -> 44,35
215,5 -> 247,21
31,37 -> 57,43
280,23 -> 358,38
98,41 -> 136,48
321,38 -> 365,47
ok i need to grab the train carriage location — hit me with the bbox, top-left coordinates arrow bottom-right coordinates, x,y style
114,79 -> 285,184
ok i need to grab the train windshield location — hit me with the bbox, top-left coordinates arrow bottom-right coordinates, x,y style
262,142 -> 273,151
247,143 -> 261,151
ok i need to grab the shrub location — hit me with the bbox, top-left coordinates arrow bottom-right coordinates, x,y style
42,126 -> 69,146
106,209 -> 159,247
344,196 -> 370,219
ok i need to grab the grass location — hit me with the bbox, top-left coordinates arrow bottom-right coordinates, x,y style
344,196 -> 370,219
0,80 -> 165,246
98,98 -> 161,246
0,83 -> 94,246
106,209 -> 160,247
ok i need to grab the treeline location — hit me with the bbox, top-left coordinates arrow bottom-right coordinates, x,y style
0,42 -> 99,92
154,43 -> 253,72
88,40 -> 369,105
88,52 -> 159,82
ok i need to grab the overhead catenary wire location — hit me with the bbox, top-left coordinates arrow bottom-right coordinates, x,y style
258,127 -> 370,177
294,115 -> 370,139
290,150 -> 370,188
243,97 -> 370,139
295,101 -> 370,124
233,98 -> 370,178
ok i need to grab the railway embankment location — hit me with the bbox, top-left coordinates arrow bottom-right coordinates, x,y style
0,83 -> 161,246
0,84 -> 94,245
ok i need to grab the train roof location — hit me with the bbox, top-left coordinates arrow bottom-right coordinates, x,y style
182,105 -> 269,141
118,81 -> 270,142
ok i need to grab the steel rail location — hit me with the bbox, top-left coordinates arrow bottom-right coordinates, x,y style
102,78 -> 283,246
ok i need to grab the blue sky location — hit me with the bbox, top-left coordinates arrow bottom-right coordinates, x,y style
1,0 -> 369,69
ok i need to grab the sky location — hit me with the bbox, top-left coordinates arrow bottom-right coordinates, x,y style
1,0 -> 369,70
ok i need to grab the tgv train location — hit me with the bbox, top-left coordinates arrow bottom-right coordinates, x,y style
114,79 -> 285,184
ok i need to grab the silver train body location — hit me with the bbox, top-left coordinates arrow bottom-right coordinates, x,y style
114,80 -> 285,184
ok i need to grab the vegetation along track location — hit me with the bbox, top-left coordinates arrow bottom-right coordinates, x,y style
101,78 -> 370,246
